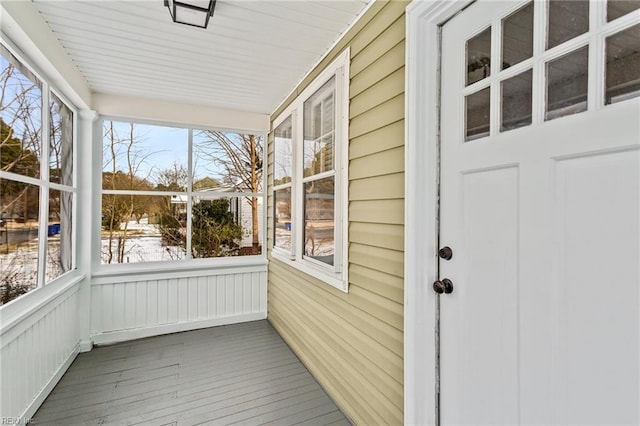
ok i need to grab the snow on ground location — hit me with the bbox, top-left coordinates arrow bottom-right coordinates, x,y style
101,218 -> 185,264
0,237 -> 66,303
2,217 -> 258,288
1,216 -> 261,304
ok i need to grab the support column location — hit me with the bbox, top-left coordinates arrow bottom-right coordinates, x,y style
77,109 -> 98,352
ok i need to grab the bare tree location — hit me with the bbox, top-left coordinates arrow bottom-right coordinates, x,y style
1,63 -> 42,176
0,60 -> 42,303
1,63 -> 42,220
156,162 -> 188,191
195,132 -> 263,251
102,122 -> 155,263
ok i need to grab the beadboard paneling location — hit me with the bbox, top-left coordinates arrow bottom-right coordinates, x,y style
90,267 -> 267,345
0,280 -> 81,421
30,0 -> 369,113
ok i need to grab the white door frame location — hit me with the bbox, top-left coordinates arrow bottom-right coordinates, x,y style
404,1 -> 473,424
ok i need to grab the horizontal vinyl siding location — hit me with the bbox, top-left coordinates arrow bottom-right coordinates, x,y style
267,1 -> 408,424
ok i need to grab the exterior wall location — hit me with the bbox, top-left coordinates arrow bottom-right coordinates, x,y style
0,277 -> 82,421
267,1 -> 407,424
90,265 -> 267,345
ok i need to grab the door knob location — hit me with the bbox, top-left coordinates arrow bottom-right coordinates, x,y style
438,246 -> 453,260
433,278 -> 454,294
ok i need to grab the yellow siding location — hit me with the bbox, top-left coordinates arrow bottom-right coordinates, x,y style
350,119 -> 404,159
350,173 -> 405,200
350,146 -> 404,180
350,221 -> 404,251
267,1 -> 408,424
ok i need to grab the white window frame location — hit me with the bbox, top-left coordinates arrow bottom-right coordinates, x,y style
273,114 -> 295,259
95,116 -> 268,273
271,48 -> 350,292
0,40 -> 78,290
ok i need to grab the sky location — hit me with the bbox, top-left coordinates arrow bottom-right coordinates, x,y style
103,120 -> 230,188
0,53 -> 245,191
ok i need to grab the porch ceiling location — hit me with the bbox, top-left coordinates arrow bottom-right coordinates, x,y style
30,0 -> 369,114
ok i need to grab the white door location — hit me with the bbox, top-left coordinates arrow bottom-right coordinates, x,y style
439,1 -> 639,424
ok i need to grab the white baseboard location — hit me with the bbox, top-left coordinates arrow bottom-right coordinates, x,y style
91,312 -> 267,346
79,339 -> 93,353
20,343 -> 79,422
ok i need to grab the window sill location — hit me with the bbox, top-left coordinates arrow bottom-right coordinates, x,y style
270,251 -> 348,293
0,270 -> 86,336
92,255 -> 268,281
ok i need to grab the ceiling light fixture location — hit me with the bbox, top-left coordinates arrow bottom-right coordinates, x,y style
164,0 -> 216,29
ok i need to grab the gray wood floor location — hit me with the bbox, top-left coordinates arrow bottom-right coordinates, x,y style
33,320 -> 351,426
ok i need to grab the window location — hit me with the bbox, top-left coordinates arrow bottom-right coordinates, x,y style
271,49 -> 349,292
0,44 -> 76,305
273,116 -> 293,253
101,120 -> 264,264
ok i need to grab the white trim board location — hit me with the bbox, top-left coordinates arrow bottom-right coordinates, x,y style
404,1 -> 473,425
91,259 -> 268,284
93,93 -> 270,134
0,275 -> 84,345
91,312 -> 267,346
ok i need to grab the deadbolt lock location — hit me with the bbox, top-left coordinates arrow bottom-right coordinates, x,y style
438,246 -> 453,260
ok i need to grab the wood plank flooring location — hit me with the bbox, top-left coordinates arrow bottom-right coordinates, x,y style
33,320 -> 351,425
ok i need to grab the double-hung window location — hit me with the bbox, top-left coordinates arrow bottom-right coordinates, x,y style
272,49 -> 349,292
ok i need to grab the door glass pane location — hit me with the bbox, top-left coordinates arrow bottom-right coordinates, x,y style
546,46 -> 589,121
605,24 -> 640,104
303,176 -> 334,266
303,77 -> 335,178
274,188 -> 292,252
501,69 -> 533,131
467,27 -> 492,85
502,2 -> 534,70
274,116 -> 293,185
607,0 -> 640,22
465,87 -> 491,141
547,1 -> 589,49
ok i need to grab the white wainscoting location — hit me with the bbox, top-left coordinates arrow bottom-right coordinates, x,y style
90,263 -> 268,345
0,276 -> 82,421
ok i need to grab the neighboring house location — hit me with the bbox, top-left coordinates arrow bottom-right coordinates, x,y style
0,1 -> 638,425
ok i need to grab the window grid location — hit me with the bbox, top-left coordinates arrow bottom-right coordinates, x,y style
462,0 -> 639,142
0,43 -> 77,301
100,120 -> 265,264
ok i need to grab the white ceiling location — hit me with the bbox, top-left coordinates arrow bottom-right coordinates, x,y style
31,0 -> 369,114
